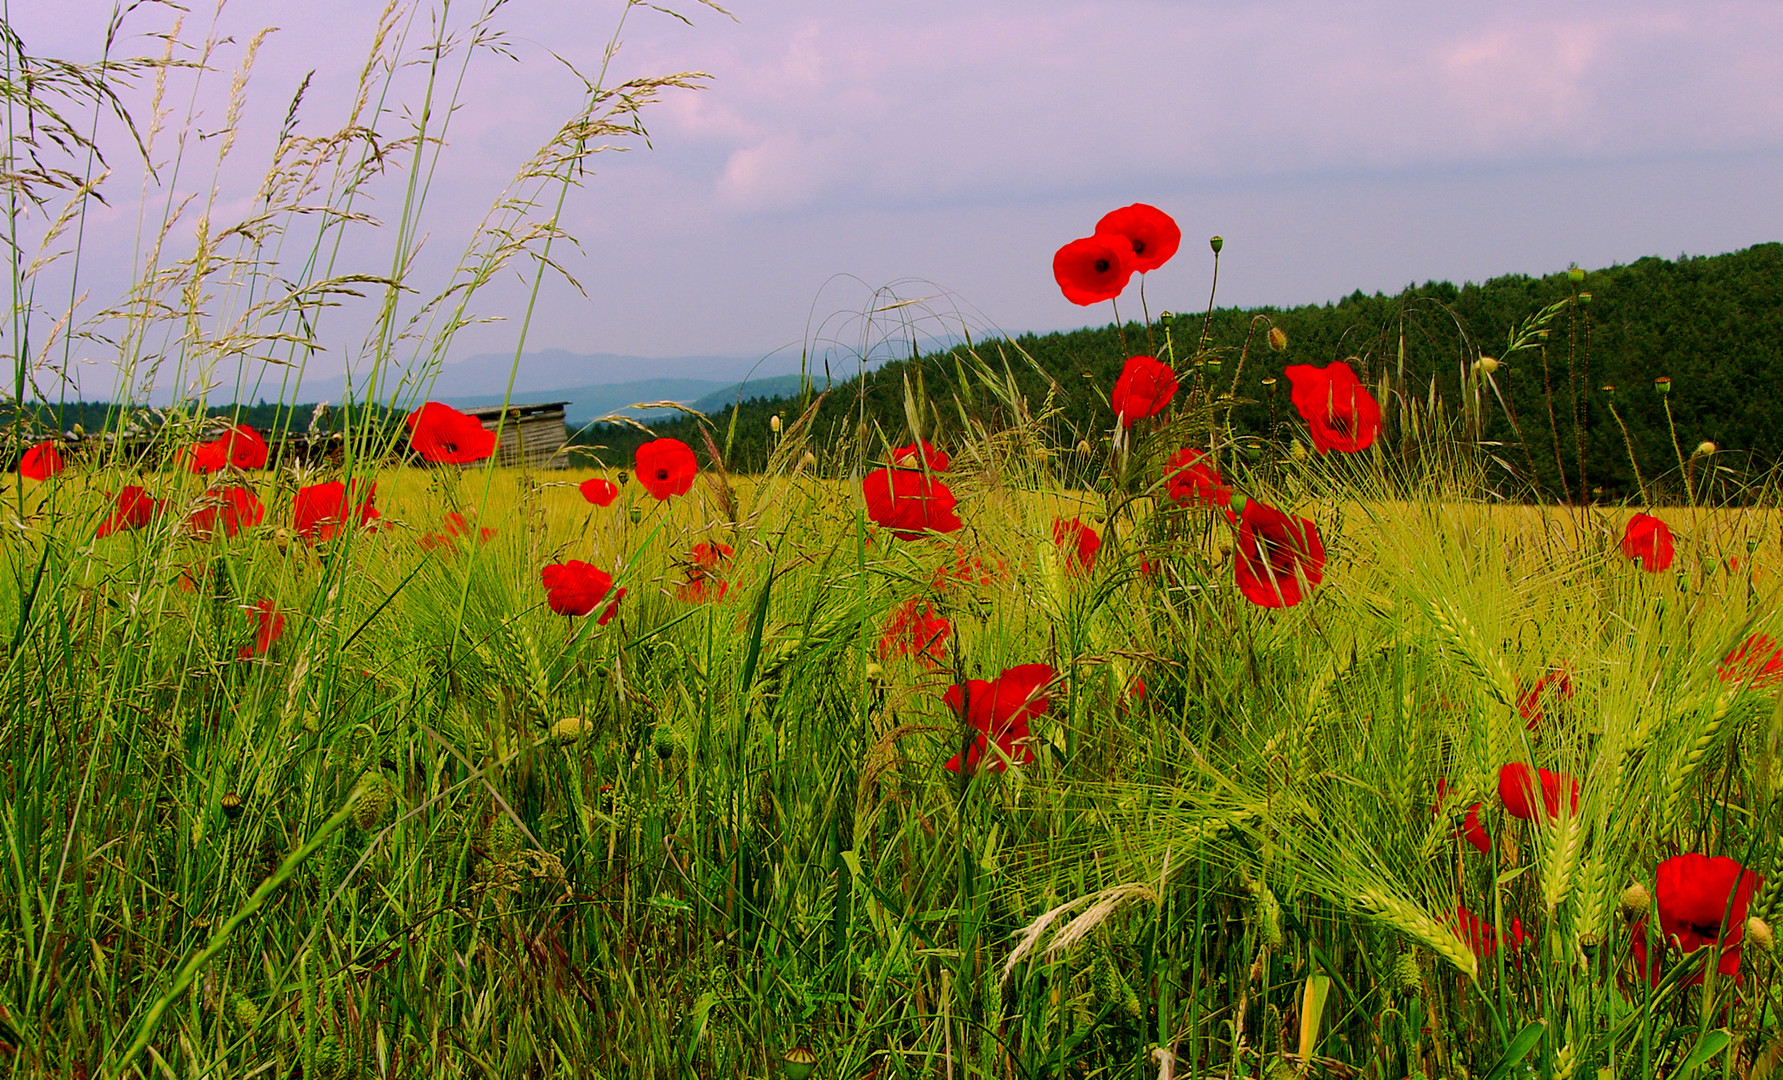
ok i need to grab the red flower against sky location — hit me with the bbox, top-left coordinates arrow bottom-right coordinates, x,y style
1497,761 -> 1579,822
189,424 -> 269,473
635,438 -> 698,500
187,486 -> 265,539
1719,633 -> 1783,685
943,663 -> 1054,773
1284,362 -> 1382,454
238,599 -> 285,659
97,485 -> 160,538
579,477 -> 620,507
1164,447 -> 1232,511
878,597 -> 951,665
541,560 -> 616,617
891,440 -> 950,472
19,440 -> 64,480
292,481 -> 380,542
1052,235 -> 1134,306
406,402 -> 497,465
863,467 -> 962,540
1434,779 -> 1491,855
1094,203 -> 1181,274
677,540 -> 735,602
1517,668 -> 1574,729
1109,355 -> 1178,427
1621,513 -> 1674,572
1233,499 -> 1325,608
1051,516 -> 1101,573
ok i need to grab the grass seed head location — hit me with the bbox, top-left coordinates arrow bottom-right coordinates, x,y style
1390,952 -> 1422,992
551,716 -> 592,744
1619,883 -> 1651,917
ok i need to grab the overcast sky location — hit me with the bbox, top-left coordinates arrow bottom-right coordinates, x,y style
10,0 -> 1783,397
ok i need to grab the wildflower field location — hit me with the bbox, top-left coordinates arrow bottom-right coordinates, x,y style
5,4 -> 1783,1079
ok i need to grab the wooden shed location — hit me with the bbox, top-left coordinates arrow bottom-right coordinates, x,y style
462,401 -> 570,469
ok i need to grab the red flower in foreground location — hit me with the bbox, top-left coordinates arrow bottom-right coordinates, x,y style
541,560 -> 616,617
1620,513 -> 1674,572
1284,362 -> 1382,454
1517,668 -> 1574,729
1051,517 -> 1101,573
579,477 -> 620,507
878,597 -> 952,665
292,481 -> 380,542
1497,761 -> 1579,822
1455,906 -> 1498,960
1094,203 -> 1181,274
1109,355 -> 1178,427
1233,499 -> 1325,608
635,438 -> 698,500
189,424 -> 269,473
19,440 -> 64,480
890,440 -> 950,472
406,402 -> 497,465
98,486 -> 161,538
1434,779 -> 1491,855
1719,633 -> 1783,685
944,663 -> 1054,773
1052,235 -> 1134,306
1165,447 -> 1232,511
863,467 -> 962,540
187,486 -> 265,539
1633,853 -> 1765,985
238,599 -> 285,659
677,541 -> 734,602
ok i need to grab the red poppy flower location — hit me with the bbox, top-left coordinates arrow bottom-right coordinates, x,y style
97,485 -> 161,538
1052,235 -> 1134,306
677,540 -> 735,602
19,440 -> 64,480
579,477 -> 620,507
1094,203 -> 1181,274
1455,906 -> 1499,960
1719,633 -> 1783,685
187,486 -> 265,539
1517,669 -> 1574,729
1109,355 -> 1178,427
238,599 -> 285,659
1233,499 -> 1324,608
1434,779 -> 1491,855
1283,362 -> 1382,454
862,467 -> 962,540
930,546 -> 1001,591
292,481 -> 380,542
878,597 -> 952,665
1497,761 -> 1579,822
540,559 -> 616,617
189,424 -> 269,473
943,663 -> 1054,773
1620,513 -> 1674,572
1634,853 -> 1765,985
1123,675 -> 1147,709
597,587 -> 625,627
444,511 -> 496,543
890,440 -> 950,472
1165,447 -> 1232,511
634,438 -> 698,501
1051,517 -> 1101,573
406,402 -> 497,465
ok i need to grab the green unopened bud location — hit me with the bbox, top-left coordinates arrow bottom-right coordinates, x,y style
230,992 -> 261,1030
1267,326 -> 1288,352
1472,356 -> 1500,375
1568,265 -> 1585,284
1619,884 -> 1651,917
628,506 -> 643,524
1209,235 -> 1224,254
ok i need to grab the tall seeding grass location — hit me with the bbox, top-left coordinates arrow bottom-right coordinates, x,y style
5,3 -> 1783,1079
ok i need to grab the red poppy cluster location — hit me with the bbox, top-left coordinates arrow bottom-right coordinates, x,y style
677,541 -> 734,603
878,597 -> 951,665
189,424 -> 269,473
407,402 -> 497,465
1233,499 -> 1325,608
239,598 -> 285,659
1051,517 -> 1101,574
1284,362 -> 1382,454
943,664 -> 1054,773
1719,632 -> 1783,685
1455,905 -> 1532,962
1517,668 -> 1573,729
293,481 -> 381,542
1051,204 -> 1181,307
1434,778 -> 1490,855
1631,853 -> 1764,985
862,466 -> 962,541
1109,355 -> 1178,428
187,486 -> 265,540
1164,447 -> 1233,513
1621,513 -> 1674,572
540,560 -> 623,624
420,510 -> 495,552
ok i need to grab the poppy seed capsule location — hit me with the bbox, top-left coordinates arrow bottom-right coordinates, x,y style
1267,326 -> 1288,352
1568,265 -> 1585,283
1619,883 -> 1651,917
1748,916 -> 1775,954
220,792 -> 244,821
1209,235 -> 1223,254
782,1047 -> 819,1080
1655,376 -> 1671,393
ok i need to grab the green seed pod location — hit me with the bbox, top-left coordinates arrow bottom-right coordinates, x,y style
1209,235 -> 1224,254
1568,265 -> 1585,283
551,715 -> 592,744
782,1046 -> 818,1080
220,791 -> 244,821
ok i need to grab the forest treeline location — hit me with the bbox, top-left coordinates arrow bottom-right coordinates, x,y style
579,242 -> 1783,503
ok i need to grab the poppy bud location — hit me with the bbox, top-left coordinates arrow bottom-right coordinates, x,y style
72,423 -> 85,438
782,1046 -> 819,1080
653,726 -> 678,760
1568,265 -> 1585,283
628,506 -> 643,524
220,792 -> 244,821
616,470 -> 629,484
1655,376 -> 1671,393
770,414 -> 782,434
551,716 -> 591,743
799,451 -> 817,471
1619,883 -> 1651,917
1472,356 -> 1500,375
1748,916 -> 1775,954
1390,952 -> 1422,992
1209,235 -> 1223,254
1694,441 -> 1716,457
1267,326 -> 1288,352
